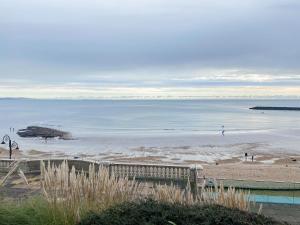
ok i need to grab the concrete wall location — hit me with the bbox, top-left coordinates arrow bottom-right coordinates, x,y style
0,159 -> 199,185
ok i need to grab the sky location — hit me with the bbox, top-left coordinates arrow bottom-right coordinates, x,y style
0,0 -> 300,99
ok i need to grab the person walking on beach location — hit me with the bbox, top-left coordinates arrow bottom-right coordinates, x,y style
221,125 -> 225,136
251,155 -> 254,162
245,152 -> 248,161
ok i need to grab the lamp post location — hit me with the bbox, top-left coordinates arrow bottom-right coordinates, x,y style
1,135 -> 19,159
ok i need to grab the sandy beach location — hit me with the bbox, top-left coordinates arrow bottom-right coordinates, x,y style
1,99 -> 300,185
2,128 -> 300,183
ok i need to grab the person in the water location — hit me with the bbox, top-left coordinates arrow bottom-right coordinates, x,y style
221,125 -> 225,136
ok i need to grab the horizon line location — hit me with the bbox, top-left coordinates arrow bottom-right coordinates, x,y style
1,96 -> 300,101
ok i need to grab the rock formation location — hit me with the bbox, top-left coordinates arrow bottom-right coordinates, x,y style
17,126 -> 72,140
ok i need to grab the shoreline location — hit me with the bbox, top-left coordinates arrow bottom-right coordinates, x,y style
2,128 -> 300,183
10,127 -> 300,154
1,147 -> 300,183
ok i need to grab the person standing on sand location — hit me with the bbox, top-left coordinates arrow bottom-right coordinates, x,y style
251,155 -> 254,162
245,152 -> 248,161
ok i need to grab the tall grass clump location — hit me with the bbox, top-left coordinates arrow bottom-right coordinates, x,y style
151,182 -> 251,211
150,181 -> 196,205
40,161 -> 142,225
40,161 -> 252,224
199,182 -> 251,211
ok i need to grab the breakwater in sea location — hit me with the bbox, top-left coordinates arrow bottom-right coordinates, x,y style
250,106 -> 300,111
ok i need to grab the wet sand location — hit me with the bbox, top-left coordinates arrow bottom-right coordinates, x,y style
1,146 -> 300,183
2,127 -> 300,184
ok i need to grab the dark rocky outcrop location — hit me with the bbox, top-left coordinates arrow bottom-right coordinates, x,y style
17,126 -> 72,140
250,106 -> 300,111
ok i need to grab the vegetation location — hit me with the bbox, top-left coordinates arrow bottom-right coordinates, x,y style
0,161 -> 286,225
41,161 -> 142,224
151,182 -> 251,211
0,197 -> 60,225
79,199 -> 287,225
0,161 -> 21,187
40,160 -> 251,222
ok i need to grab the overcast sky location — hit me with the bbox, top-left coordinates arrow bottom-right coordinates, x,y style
1,0 -> 300,99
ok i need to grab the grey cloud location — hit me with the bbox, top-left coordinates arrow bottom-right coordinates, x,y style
0,0 -> 300,90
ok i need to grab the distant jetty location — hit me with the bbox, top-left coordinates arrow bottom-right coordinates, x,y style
250,106 -> 300,111
17,126 -> 72,140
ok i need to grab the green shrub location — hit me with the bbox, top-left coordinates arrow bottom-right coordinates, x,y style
79,199 -> 288,225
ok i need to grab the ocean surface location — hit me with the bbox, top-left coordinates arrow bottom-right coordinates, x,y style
1,99 -> 300,157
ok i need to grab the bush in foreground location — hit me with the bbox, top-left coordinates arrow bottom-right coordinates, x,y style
0,198 -> 59,225
79,199 -> 288,225
0,197 -> 82,225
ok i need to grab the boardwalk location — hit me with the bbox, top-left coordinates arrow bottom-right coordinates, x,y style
253,203 -> 300,225
219,179 -> 300,190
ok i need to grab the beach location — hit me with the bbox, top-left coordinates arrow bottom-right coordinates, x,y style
1,99 -> 300,182
2,128 -> 300,182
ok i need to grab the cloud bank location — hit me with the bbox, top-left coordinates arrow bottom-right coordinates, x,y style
0,0 -> 300,98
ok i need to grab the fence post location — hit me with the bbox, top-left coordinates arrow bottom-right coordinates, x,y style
108,163 -> 112,178
191,164 -> 203,198
190,167 -> 198,197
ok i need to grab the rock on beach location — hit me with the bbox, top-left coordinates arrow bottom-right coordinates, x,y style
17,126 -> 72,140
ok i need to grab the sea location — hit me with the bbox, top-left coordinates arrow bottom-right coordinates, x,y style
1,99 -> 300,157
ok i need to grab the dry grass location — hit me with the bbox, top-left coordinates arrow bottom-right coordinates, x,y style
151,181 -> 251,211
199,182 -> 251,211
40,160 -> 252,225
41,161 -> 142,224
0,160 -> 21,187
150,181 -> 195,205
18,169 -> 29,186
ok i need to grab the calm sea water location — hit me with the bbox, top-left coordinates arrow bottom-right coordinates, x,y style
0,99 -> 300,154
